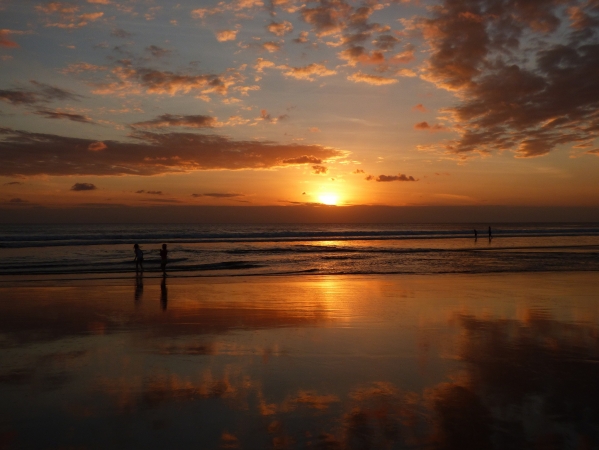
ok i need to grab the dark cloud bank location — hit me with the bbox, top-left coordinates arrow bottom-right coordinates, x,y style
0,128 -> 345,176
420,0 -> 599,158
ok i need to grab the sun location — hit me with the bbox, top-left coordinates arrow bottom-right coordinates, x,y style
319,193 -> 339,205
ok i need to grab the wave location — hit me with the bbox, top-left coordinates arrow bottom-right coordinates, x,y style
2,224 -> 599,248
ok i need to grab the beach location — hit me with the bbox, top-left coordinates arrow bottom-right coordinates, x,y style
1,272 -> 599,449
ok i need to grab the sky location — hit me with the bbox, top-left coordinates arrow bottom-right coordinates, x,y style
1,0 -> 599,217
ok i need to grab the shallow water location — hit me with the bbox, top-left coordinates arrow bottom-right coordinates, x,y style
1,273 -> 598,449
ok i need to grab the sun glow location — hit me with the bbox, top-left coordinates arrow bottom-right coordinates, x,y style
319,193 -> 339,205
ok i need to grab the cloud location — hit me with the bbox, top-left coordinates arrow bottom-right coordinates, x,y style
373,34 -> 400,50
255,58 -> 276,73
353,169 -> 364,174
192,193 -> 245,198
300,2 -> 352,37
338,46 -> 385,66
280,63 -> 336,80
412,103 -> 428,112
414,121 -> 447,132
70,183 -> 97,191
418,0 -> 599,158
132,114 -> 217,129
0,29 -> 19,48
0,128 -> 346,176
89,64 -> 237,98
34,109 -> 93,123
347,72 -> 398,85
135,190 -> 163,195
9,198 -> 28,203
367,174 -> 417,182
146,45 -> 171,58
36,3 -> 104,29
0,81 -> 81,106
281,155 -> 322,164
0,89 -> 38,105
267,21 -> 293,36
111,28 -> 132,38
88,141 -> 107,151
261,41 -> 281,52
216,30 -> 238,42
293,31 -> 309,44
259,109 -> 288,123
191,0 -> 263,19
4,181 -> 22,185
312,165 -> 328,174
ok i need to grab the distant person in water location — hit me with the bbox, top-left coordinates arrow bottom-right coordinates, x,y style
488,226 -> 492,241
133,243 -> 144,274
474,229 -> 478,241
159,243 -> 168,275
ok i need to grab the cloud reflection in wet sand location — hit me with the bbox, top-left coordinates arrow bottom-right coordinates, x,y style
0,274 -> 599,449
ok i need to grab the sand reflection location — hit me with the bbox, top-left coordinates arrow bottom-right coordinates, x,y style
1,274 -> 599,449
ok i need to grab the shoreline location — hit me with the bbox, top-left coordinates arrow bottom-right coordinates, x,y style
1,268 -> 598,288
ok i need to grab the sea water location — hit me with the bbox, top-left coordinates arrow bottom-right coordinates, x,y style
1,222 -> 598,277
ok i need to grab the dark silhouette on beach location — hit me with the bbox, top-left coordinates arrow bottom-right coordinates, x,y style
134,274 -> 143,304
161,276 -> 168,311
160,243 -> 168,275
474,229 -> 478,241
133,243 -> 144,274
488,226 -> 492,242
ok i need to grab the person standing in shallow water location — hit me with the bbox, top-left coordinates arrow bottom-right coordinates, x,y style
488,226 -> 492,241
133,243 -> 144,274
160,243 -> 168,275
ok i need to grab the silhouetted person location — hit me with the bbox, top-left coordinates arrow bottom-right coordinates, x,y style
133,243 -> 144,274
474,229 -> 478,241
160,276 -> 168,311
134,274 -> 143,305
488,226 -> 492,241
160,243 -> 168,275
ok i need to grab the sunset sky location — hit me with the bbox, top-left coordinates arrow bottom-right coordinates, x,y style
1,0 -> 598,214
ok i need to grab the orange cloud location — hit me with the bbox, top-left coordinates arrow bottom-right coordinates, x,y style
261,42 -> 281,52
0,29 -> 19,48
280,63 -> 336,80
88,141 -> 107,151
267,21 -> 293,36
37,3 -> 104,29
216,30 -> 238,42
347,72 -> 397,85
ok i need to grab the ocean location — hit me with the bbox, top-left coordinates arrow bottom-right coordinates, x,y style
1,222 -> 598,277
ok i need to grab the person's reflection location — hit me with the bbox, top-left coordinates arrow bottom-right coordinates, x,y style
160,276 -> 168,311
134,274 -> 143,305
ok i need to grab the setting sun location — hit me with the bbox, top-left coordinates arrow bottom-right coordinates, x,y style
319,193 -> 339,206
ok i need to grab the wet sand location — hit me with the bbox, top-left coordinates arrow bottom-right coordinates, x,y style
1,272 -> 598,449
